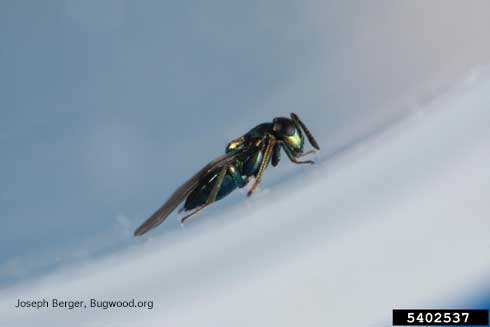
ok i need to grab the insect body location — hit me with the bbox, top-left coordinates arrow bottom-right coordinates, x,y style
134,113 -> 319,236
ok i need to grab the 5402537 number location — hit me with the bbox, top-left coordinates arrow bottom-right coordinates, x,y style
393,309 -> 489,326
407,312 -> 468,324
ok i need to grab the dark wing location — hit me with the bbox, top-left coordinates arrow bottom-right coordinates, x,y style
134,148 -> 250,236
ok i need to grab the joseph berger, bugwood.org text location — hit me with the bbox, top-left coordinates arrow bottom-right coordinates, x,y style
15,298 -> 154,310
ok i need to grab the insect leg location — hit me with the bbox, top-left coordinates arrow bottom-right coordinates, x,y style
281,143 -> 314,164
247,137 -> 276,197
180,164 -> 228,224
208,165 -> 228,202
180,203 -> 209,225
298,149 -> 316,157
271,143 -> 281,167
228,165 -> 248,188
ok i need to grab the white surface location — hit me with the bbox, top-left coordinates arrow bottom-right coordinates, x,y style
1,69 -> 490,327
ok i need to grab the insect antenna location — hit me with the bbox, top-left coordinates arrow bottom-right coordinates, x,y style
290,113 -> 320,150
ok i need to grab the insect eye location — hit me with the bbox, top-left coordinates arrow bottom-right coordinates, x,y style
273,118 -> 295,136
272,121 -> 282,133
285,125 -> 295,136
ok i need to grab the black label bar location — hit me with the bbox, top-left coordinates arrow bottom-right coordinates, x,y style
393,309 -> 489,326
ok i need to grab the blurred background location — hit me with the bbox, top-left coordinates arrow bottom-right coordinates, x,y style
1,0 -> 490,307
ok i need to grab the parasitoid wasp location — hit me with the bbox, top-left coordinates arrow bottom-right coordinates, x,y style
134,112 -> 320,236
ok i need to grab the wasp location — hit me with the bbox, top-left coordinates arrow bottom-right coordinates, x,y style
134,113 -> 320,236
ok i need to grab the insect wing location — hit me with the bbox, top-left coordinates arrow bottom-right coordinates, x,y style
134,149 -> 248,236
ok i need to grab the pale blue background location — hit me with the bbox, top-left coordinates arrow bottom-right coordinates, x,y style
2,0 -> 490,287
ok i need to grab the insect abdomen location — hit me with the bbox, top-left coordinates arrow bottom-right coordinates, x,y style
183,174 -> 238,211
